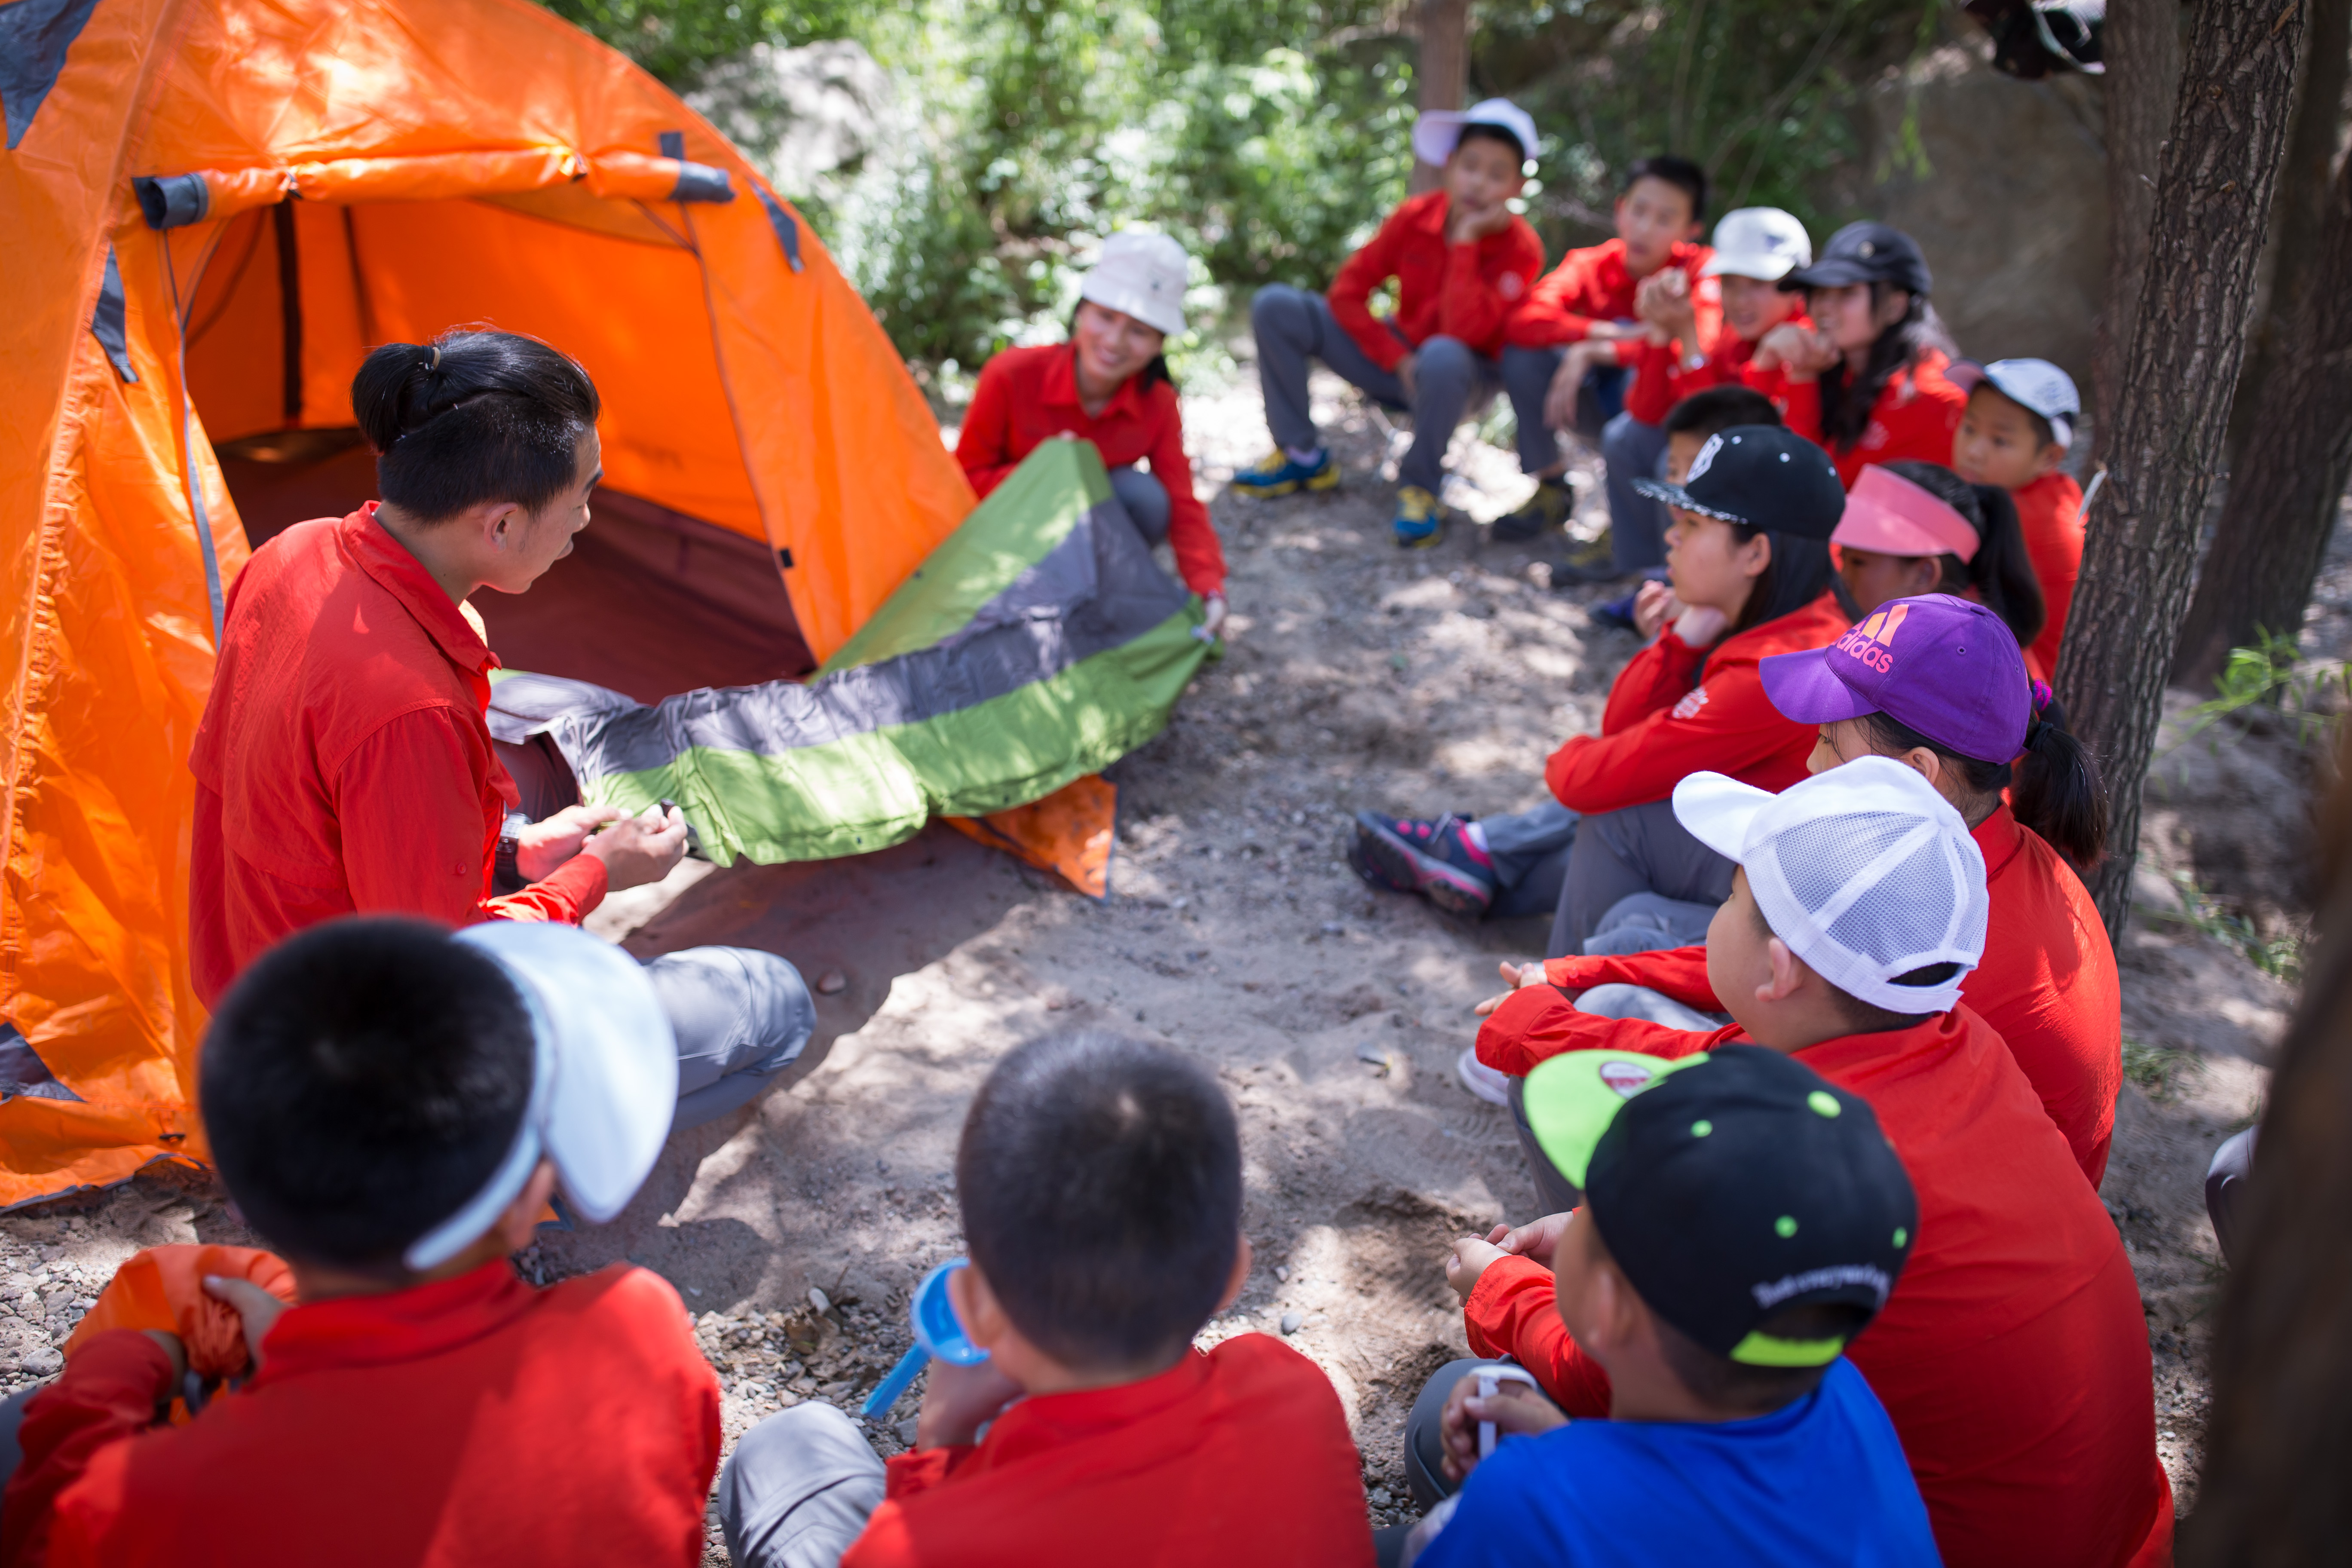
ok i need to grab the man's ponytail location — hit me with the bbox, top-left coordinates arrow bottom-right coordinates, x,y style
2012,687 -> 2109,871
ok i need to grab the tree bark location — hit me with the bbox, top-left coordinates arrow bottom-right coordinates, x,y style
2091,0 -> 2184,466
2055,0 -> 2310,940
2173,120 -> 2352,689
1408,0 -> 1473,195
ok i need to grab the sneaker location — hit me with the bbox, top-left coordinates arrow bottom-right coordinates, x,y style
1351,810 -> 1495,916
1589,588 -> 1640,628
1491,478 -> 1575,542
1393,486 -> 1446,548
1232,447 -> 1338,498
1456,1046 -> 1512,1106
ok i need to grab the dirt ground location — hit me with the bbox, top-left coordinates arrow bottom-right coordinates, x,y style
3,366 -> 2334,1552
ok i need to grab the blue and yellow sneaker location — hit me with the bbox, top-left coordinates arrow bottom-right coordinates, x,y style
1393,485 -> 1446,548
1231,447 -> 1338,498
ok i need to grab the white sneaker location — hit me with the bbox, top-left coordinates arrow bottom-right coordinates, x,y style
1456,1046 -> 1512,1106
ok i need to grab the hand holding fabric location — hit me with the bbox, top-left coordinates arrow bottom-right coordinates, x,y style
65,1244 -> 297,1380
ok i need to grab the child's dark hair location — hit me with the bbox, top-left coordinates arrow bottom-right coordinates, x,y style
1624,155 -> 1707,223
1068,306 -> 1176,394
1968,381 -> 2060,450
956,1032 -> 1241,1372
1725,526 -> 1834,641
201,919 -> 535,1274
1746,897 -> 1957,1033
1456,122 -> 1527,165
1664,385 -> 1782,444
1813,285 -> 1956,451
1881,460 -> 2046,650
1658,1302 -> 1873,1411
1858,696 -> 2110,872
352,330 -> 600,523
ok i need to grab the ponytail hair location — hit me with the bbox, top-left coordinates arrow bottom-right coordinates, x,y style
1860,681 -> 2110,870
1816,288 -> 1956,451
351,330 -> 600,523
1882,460 -> 2047,651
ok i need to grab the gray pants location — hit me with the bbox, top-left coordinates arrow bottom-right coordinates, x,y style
1501,346 -> 1632,476
1600,411 -> 1672,574
1107,466 -> 1171,547
2206,1126 -> 2258,1266
1402,1358 -> 1567,1512
1476,800 -> 1579,920
1551,799 -> 1736,961
719,1403 -> 887,1568
1250,284 -> 1498,495
649,946 -> 817,1131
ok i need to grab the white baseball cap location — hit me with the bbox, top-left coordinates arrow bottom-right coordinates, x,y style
1078,231 -> 1189,338
402,922 -> 679,1271
1412,97 -> 1539,171
1672,756 -> 1988,1015
1702,207 -> 1813,282
1949,358 -> 2080,449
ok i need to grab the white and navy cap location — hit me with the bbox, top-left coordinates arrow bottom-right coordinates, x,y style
1672,756 -> 1988,1015
1079,231 -> 1190,338
1412,98 -> 1539,171
1950,358 -> 2080,450
401,923 -> 679,1271
1702,207 -> 1812,283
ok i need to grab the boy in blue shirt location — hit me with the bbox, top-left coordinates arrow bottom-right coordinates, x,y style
1398,1044 -> 1939,1567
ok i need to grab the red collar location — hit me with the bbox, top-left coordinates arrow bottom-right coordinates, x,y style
339,502 -> 498,677
974,1346 -> 1215,1464
1406,191 -> 1452,236
1040,345 -> 1147,423
248,1260 -> 535,1384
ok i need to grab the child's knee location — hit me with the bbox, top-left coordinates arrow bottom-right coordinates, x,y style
1414,335 -> 1477,385
1251,282 -> 1305,335
1600,410 -> 1654,465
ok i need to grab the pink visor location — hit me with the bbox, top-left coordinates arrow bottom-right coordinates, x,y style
1831,466 -> 1979,562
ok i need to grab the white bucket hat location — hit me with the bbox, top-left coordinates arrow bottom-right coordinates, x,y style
1078,231 -> 1189,338
1411,97 -> 1539,171
1672,756 -> 1988,1015
1702,207 -> 1813,282
402,923 -> 678,1271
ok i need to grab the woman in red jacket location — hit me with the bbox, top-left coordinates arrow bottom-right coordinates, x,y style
1830,461 -> 2047,673
1751,222 -> 1966,490
955,233 -> 1228,636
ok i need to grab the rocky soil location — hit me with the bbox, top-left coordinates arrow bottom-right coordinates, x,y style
5,366 -> 2337,1553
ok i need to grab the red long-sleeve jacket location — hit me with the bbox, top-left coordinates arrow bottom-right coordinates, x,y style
2013,471 -> 2085,675
1776,349 -> 1969,489
956,344 -> 1225,597
843,1333 -> 1373,1567
2,1262 -> 721,1568
1325,190 -> 1545,372
1482,803 -> 2121,1185
1462,1005 -> 2172,1568
1505,237 -> 1717,350
188,506 -> 606,1005
1545,591 -> 1850,816
1620,308 -> 1807,427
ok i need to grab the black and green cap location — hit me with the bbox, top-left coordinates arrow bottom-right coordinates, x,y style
1522,1044 -> 1917,1368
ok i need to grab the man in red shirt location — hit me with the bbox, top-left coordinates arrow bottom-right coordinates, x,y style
715,1033 -> 1373,1567
2,919 -> 724,1568
189,330 -> 814,1129
1235,98 -> 1544,548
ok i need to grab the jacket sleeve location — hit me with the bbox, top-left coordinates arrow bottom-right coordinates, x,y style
1776,376 -> 1826,451
1505,250 -> 1601,348
1620,337 -> 1687,427
1545,645 -> 1805,816
339,710 -> 607,928
1145,395 -> 1225,596
1326,210 -> 1412,372
1435,221 -> 1545,357
1462,1258 -> 1613,1417
0,1330 -> 174,1568
1474,982 -> 1737,1076
1541,945 -> 1720,1009
953,357 -> 1020,498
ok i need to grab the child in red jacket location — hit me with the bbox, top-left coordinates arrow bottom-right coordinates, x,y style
1494,156 -> 1714,548
1458,759 -> 2173,1568
1236,99 -> 1544,549
715,1032 -> 1372,1568
0,919 -> 722,1568
1949,358 -> 2085,675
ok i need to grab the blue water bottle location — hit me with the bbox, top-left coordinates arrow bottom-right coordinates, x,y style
860,1258 -> 989,1420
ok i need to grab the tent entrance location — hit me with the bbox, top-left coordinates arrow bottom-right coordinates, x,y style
214,430 -> 816,702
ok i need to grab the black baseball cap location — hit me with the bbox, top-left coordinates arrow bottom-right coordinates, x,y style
1631,424 -> 1846,540
1522,1044 -> 1917,1367
1780,221 -> 1932,296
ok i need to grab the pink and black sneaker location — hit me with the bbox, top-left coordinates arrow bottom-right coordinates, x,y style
1349,811 -> 1497,917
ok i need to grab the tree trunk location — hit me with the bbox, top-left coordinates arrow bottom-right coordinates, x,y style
2173,126 -> 2352,689
1408,0 -> 1473,195
2055,0 -> 2310,940
2090,0 -> 2184,466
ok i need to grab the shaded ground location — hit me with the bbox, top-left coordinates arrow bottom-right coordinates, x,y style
5,370 -> 2337,1549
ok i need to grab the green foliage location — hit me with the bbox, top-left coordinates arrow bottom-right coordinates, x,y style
547,0 -> 858,85
2165,627 -> 2351,757
2120,1036 -> 2201,1102
2139,868 -> 2307,984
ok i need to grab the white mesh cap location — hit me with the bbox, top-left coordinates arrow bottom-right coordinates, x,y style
1672,756 -> 1988,1014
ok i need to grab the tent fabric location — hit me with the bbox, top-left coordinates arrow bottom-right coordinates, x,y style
486,441 -> 1208,867
0,0 -> 984,1206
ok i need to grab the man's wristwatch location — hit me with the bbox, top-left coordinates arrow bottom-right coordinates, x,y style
493,812 -> 529,894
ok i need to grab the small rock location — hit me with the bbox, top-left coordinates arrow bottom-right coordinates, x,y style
1280,1311 -> 1304,1336
816,969 -> 848,995
896,1418 -> 920,1444
18,1347 -> 61,1376
1371,1487 -> 1393,1506
1320,922 -> 1344,937
1275,1265 -> 1290,1283
809,1286 -> 832,1314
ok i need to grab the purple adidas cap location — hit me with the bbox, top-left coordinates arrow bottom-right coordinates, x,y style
1760,593 -> 2030,763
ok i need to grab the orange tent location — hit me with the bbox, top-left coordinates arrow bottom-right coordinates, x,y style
0,0 -> 977,1205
